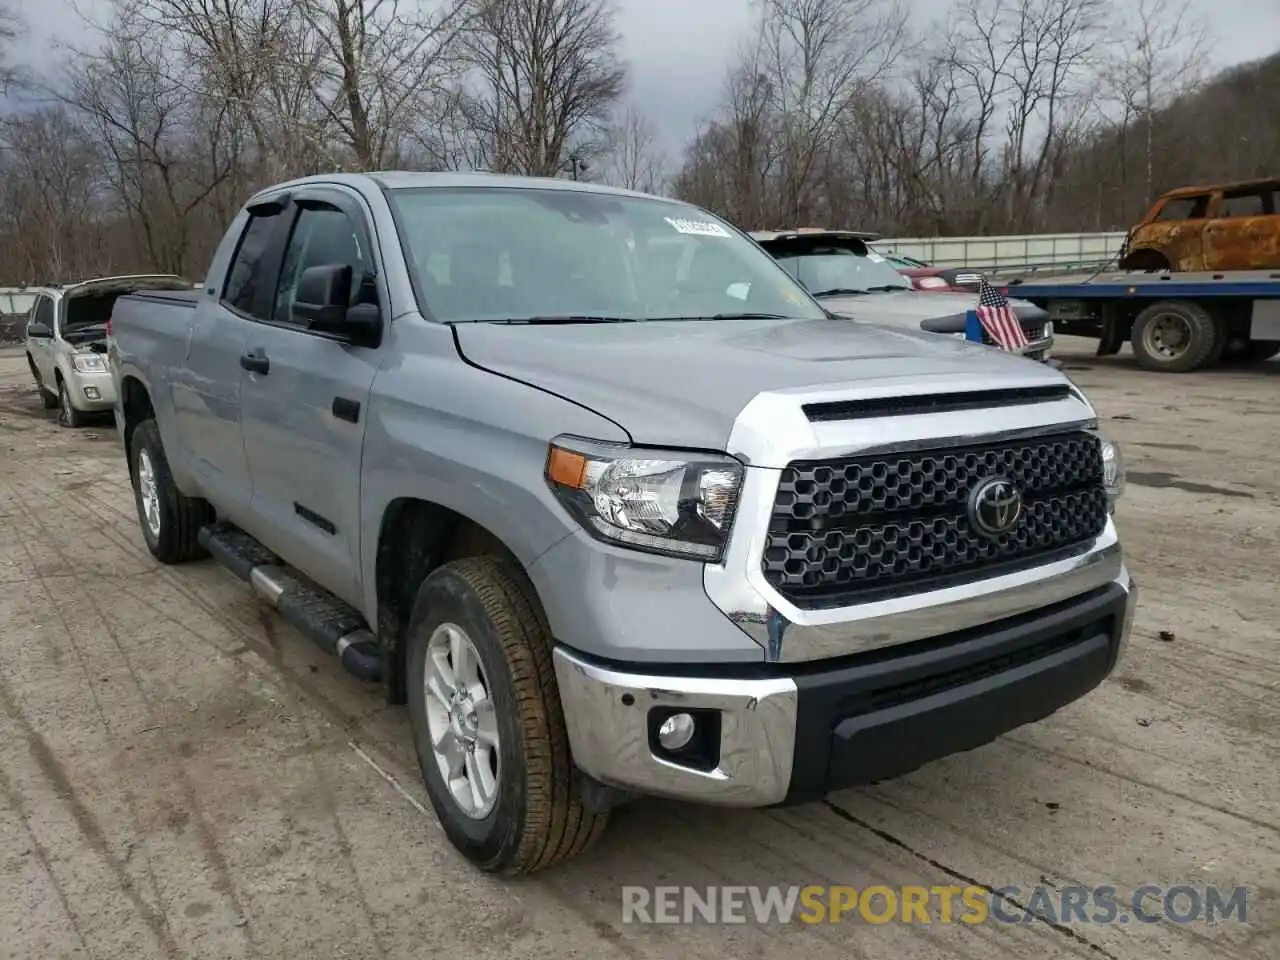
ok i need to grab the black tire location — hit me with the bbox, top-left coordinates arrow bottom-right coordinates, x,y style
27,356 -> 58,409
56,376 -> 89,427
1221,339 -> 1280,364
405,556 -> 607,875
128,419 -> 212,563
1130,300 -> 1221,373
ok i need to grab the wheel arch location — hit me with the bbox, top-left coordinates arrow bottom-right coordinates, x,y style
119,375 -> 156,471
373,497 -> 538,705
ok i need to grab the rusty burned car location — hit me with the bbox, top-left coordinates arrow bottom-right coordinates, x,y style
1119,178 -> 1280,272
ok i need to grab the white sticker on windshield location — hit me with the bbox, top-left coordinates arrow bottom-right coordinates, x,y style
866,251 -> 886,262
665,216 -> 731,238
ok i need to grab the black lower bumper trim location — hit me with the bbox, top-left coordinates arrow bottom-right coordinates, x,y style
783,583 -> 1127,803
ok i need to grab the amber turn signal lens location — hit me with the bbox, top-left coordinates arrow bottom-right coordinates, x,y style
546,445 -> 588,489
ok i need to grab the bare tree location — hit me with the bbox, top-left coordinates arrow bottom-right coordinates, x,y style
1102,0 -> 1209,211
756,0 -> 908,221
463,0 -> 626,176
62,6 -> 240,275
601,105 -> 668,193
0,1 -> 23,93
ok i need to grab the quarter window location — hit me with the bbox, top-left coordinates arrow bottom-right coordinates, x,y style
222,211 -> 283,320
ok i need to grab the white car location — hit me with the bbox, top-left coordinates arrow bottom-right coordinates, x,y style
24,275 -> 191,426
751,229 -> 1054,361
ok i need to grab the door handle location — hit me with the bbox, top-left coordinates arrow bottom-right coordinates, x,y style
332,397 -> 361,423
240,349 -> 270,374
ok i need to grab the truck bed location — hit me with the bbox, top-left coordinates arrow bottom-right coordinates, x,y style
1006,269 -> 1280,300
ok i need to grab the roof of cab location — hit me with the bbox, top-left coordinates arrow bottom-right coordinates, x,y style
1160,177 -> 1280,198
750,227 -> 881,244
249,170 -> 677,204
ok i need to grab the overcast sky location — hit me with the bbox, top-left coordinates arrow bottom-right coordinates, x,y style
12,0 -> 1280,155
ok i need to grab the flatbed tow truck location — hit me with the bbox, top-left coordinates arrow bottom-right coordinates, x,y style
1004,269 -> 1280,372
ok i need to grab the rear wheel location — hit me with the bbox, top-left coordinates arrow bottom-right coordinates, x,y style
405,556 -> 607,874
1130,300 -> 1221,372
128,419 -> 212,563
27,356 -> 58,409
1220,338 -> 1280,364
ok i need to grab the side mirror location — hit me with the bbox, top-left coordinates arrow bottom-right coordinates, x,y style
291,264 -> 382,348
27,322 -> 51,338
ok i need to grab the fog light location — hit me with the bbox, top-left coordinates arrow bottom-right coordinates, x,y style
657,712 -> 696,751
84,387 -> 100,400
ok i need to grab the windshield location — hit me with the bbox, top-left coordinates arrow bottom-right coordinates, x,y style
388,187 -> 827,323
767,242 -> 913,296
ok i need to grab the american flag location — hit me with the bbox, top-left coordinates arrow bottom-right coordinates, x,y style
976,279 -> 1029,351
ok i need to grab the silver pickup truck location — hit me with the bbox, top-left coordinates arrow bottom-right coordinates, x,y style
109,173 -> 1135,875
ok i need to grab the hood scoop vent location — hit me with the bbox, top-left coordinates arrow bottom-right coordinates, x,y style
803,385 -> 1072,422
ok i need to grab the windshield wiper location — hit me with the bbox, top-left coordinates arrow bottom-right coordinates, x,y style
862,285 -> 908,292
809,288 -> 868,298
487,315 -> 639,325
648,312 -> 790,321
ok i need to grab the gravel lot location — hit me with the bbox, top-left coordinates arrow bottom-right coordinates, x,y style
0,340 -> 1276,960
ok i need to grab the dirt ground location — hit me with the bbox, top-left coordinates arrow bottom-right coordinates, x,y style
0,340 -> 1276,960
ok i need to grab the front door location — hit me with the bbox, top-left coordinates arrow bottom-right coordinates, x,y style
26,296 -> 57,383
239,190 -> 383,606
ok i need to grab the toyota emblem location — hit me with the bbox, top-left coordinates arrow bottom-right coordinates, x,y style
968,478 -> 1023,538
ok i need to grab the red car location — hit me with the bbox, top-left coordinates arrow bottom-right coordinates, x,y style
878,250 -> 985,293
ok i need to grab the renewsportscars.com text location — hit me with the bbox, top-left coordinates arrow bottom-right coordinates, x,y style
621,884 -> 1248,926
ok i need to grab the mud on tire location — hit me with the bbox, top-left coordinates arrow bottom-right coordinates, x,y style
128,419 -> 213,563
406,555 -> 608,874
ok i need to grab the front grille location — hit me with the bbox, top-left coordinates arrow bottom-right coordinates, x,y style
762,432 -> 1108,608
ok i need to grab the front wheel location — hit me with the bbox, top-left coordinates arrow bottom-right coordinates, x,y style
406,556 -> 608,874
57,378 -> 89,427
1130,301 -> 1221,372
128,419 -> 212,563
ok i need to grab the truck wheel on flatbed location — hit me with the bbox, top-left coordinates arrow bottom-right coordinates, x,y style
1130,300 -> 1220,372
26,356 -> 58,409
405,555 -> 607,874
128,419 -> 213,563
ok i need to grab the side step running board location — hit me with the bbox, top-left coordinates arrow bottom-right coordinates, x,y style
198,524 -> 382,683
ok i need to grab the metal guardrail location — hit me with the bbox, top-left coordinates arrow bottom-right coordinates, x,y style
877,232 -> 1127,270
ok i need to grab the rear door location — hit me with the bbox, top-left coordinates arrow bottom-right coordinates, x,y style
1202,185 -> 1277,271
238,186 -> 383,607
170,201 -> 291,515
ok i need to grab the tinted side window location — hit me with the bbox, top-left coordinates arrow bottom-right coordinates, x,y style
1220,189 -> 1272,218
222,212 -> 283,319
1155,196 -> 1209,221
273,206 -> 370,325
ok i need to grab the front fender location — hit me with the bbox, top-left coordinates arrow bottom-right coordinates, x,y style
356,339 -> 629,626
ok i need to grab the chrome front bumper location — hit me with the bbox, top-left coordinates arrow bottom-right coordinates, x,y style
555,569 -> 1137,806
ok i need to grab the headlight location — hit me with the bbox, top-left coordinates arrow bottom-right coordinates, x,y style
72,354 -> 107,374
915,276 -> 948,289
545,439 -> 743,560
1099,435 -> 1124,507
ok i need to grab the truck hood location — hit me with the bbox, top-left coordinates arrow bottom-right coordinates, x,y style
819,289 -> 1047,328
452,317 -> 1067,450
